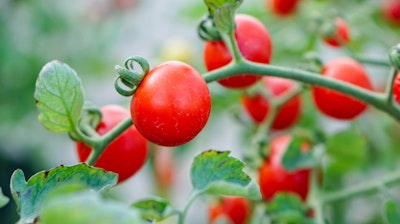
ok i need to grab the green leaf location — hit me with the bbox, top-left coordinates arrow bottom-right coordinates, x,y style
204,0 -> 243,33
40,191 -> 145,224
0,187 -> 9,208
384,200 -> 400,224
190,150 -> 261,200
281,136 -> 316,171
266,193 -> 311,224
10,164 -> 118,223
34,60 -> 85,133
131,197 -> 177,221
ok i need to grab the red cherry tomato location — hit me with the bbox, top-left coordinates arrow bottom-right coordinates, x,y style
204,14 -> 272,89
153,146 -> 174,192
241,77 -> 301,130
268,0 -> 301,16
258,135 -> 311,201
131,61 -> 211,146
76,105 -> 148,183
322,18 -> 350,47
311,57 -> 373,120
208,197 -> 251,224
393,72 -> 400,104
383,0 -> 400,26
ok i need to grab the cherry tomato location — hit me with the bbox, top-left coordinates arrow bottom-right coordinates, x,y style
241,77 -> 301,130
204,14 -> 272,89
311,57 -> 373,120
322,18 -> 350,47
383,0 -> 400,26
258,135 -> 311,201
208,197 -> 251,224
393,72 -> 400,104
153,146 -> 174,193
131,61 -> 211,147
268,0 -> 301,16
76,105 -> 148,183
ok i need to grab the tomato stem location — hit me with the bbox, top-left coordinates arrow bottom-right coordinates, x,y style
203,61 -> 400,121
178,190 -> 200,224
385,67 -> 398,104
85,117 -> 133,166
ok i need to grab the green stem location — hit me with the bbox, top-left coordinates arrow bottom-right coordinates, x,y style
178,190 -> 200,224
386,67 -> 398,104
320,169 -> 400,204
86,118 -> 133,166
203,61 -> 400,121
353,55 -> 391,67
220,31 -> 243,63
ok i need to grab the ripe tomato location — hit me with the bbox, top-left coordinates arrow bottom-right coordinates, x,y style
268,0 -> 301,16
204,14 -> 272,89
76,105 -> 148,183
131,61 -> 211,147
311,57 -> 373,120
393,73 -> 400,104
258,135 -> 311,201
153,146 -> 174,192
241,77 -> 301,130
322,18 -> 350,47
208,197 -> 251,224
383,0 -> 400,26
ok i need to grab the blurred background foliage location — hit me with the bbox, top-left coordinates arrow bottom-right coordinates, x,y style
1,0 -> 400,223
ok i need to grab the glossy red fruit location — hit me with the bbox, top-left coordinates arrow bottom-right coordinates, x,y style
208,197 -> 251,224
383,0 -> 400,26
241,77 -> 301,130
131,61 -> 211,147
268,0 -> 301,16
311,57 -> 373,120
322,18 -> 350,47
393,73 -> 400,104
258,135 -> 311,201
204,14 -> 272,89
76,105 -> 148,183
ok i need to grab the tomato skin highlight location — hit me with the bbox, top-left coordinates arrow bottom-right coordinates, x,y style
208,197 -> 251,224
322,18 -> 350,47
76,105 -> 148,183
258,135 -> 311,201
268,0 -> 301,16
241,77 -> 301,130
204,14 -> 272,89
131,61 -> 211,147
311,57 -> 373,120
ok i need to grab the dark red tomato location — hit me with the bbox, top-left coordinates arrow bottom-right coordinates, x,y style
393,73 -> 400,104
311,57 -> 373,120
76,105 -> 148,183
268,0 -> 301,16
204,14 -> 272,89
383,0 -> 400,26
131,61 -> 211,147
322,18 -> 350,47
208,197 -> 251,224
241,77 -> 301,130
258,135 -> 311,201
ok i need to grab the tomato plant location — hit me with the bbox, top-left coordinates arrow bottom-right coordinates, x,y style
241,77 -> 302,130
130,61 -> 211,146
76,105 -> 148,183
208,197 -> 251,224
258,135 -> 311,201
311,57 -> 373,120
267,0 -> 301,16
321,17 -> 350,47
203,14 -> 272,89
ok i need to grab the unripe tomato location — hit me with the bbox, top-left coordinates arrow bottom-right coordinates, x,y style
131,61 -> 211,147
258,135 -> 311,201
383,0 -> 400,26
208,197 -> 251,224
311,57 -> 373,120
204,14 -> 272,89
241,77 -> 301,130
268,0 -> 301,16
76,105 -> 148,183
322,18 -> 350,47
